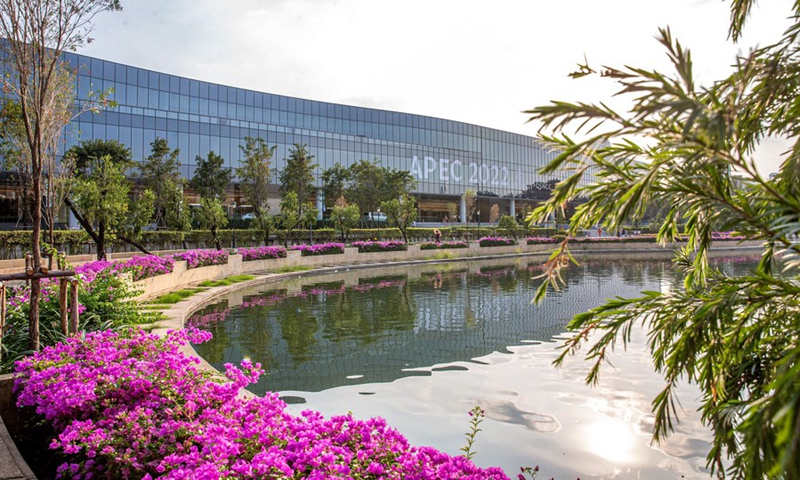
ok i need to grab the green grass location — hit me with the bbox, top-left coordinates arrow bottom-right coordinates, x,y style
140,304 -> 169,310
269,265 -> 313,274
144,276 -> 255,307
198,274 -> 255,287
148,288 -> 207,305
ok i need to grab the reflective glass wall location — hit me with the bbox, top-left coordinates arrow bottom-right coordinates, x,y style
62,52 -> 575,203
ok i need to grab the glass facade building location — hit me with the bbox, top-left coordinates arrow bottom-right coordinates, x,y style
10,51 -> 584,224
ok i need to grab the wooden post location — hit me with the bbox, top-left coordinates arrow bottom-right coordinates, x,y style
0,282 -> 5,364
69,278 -> 79,335
25,254 -> 33,287
59,278 -> 69,335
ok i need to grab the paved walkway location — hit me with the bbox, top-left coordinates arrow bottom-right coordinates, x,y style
0,415 -> 35,480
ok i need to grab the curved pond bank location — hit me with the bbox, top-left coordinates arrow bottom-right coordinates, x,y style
0,241 -> 762,479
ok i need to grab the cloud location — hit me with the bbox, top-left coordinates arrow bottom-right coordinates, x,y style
80,0 -> 795,173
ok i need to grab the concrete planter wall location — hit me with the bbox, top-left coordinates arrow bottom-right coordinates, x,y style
131,239 -> 763,300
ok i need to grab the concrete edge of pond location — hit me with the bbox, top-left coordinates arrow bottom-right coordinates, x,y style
0,242 -> 763,479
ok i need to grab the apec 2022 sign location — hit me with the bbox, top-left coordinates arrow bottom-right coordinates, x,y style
408,156 -> 511,188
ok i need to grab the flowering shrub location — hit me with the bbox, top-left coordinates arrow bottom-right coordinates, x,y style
111,254 -> 174,281
170,248 -> 229,268
1,263 -> 154,373
525,237 -> 559,245
289,242 -> 345,256
478,236 -> 516,247
352,240 -> 407,252
420,241 -> 469,250
237,245 -> 287,261
15,329 -> 509,479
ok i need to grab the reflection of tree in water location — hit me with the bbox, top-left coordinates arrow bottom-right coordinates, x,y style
192,256 -> 761,394
322,278 -> 416,343
275,298 -> 320,366
189,301 -> 231,365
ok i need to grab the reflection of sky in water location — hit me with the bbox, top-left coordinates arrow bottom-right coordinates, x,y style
190,254 -> 760,479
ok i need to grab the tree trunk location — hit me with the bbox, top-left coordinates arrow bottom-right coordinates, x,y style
211,226 -> 221,250
29,155 -> 42,351
98,221 -> 107,261
117,234 -> 152,256
64,197 -> 104,258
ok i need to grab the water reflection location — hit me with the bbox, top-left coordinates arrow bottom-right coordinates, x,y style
190,257 -> 695,394
189,254 -> 760,479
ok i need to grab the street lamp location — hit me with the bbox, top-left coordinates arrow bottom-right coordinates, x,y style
231,201 -> 237,250
477,209 -> 481,230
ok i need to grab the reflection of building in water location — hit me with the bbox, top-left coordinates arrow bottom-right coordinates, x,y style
191,259 -> 673,394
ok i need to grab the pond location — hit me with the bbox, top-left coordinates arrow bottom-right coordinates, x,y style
189,254 -> 759,479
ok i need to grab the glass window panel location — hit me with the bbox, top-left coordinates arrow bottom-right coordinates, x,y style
179,95 -> 189,113
143,71 -> 155,88
220,137 -> 230,160
148,88 -> 159,109
200,134 -> 209,155
129,132 -> 147,161
168,93 -> 179,112
126,84 -> 137,105
180,78 -> 190,95
190,79 -> 200,97
90,58 -> 104,78
190,97 -> 199,115
125,66 -> 137,85
114,64 -> 125,83
157,91 -> 168,110
76,76 -> 91,100
136,86 -> 148,107
155,73 -> 167,91
132,68 -> 145,88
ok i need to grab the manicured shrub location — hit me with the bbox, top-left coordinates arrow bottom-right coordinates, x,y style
351,240 -> 407,252
526,237 -> 559,245
14,329 -> 509,479
289,242 -> 345,256
477,236 -> 516,247
169,248 -> 229,268
112,254 -> 175,281
420,241 -> 469,250
237,245 -> 287,261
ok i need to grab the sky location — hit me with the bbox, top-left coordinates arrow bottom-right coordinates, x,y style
79,0 -> 795,174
